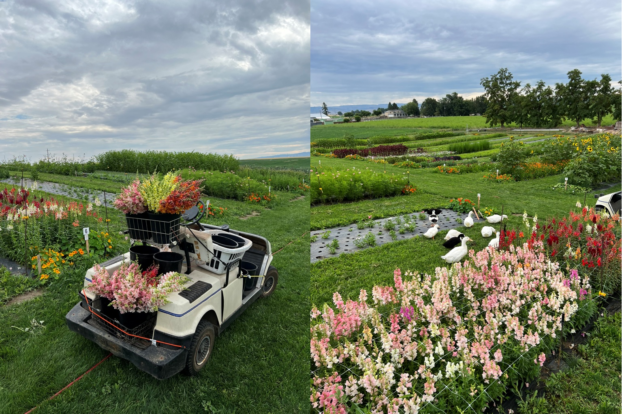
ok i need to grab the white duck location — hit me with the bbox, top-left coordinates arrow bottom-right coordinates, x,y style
486,214 -> 508,224
464,211 -> 474,228
488,231 -> 501,249
441,236 -> 472,263
423,224 -> 439,239
481,226 -> 496,238
444,229 -> 462,240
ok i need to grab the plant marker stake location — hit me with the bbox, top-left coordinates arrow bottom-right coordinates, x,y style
496,169 -> 499,178
83,227 -> 90,255
565,177 -> 568,191
24,217 -> 27,276
558,314 -> 564,368
472,207 -> 479,220
37,255 -> 41,276
101,191 -> 110,234
477,193 -> 481,209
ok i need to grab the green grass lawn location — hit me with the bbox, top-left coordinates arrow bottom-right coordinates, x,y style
240,157 -> 310,171
311,115 -> 618,140
515,312 -> 621,413
8,170 -> 124,194
0,187 -> 309,413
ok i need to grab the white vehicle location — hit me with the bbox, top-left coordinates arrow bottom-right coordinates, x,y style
594,191 -> 621,216
66,202 -> 278,379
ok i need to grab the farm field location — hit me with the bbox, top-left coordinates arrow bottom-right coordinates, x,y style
240,157 -> 310,171
309,127 -> 621,412
311,114 -> 617,140
0,167 -> 309,413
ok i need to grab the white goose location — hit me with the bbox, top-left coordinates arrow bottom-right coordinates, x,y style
441,236 -> 472,263
486,214 -> 508,224
423,224 -> 439,239
481,226 -> 496,238
488,231 -> 501,249
464,211 -> 474,228
444,229 -> 462,240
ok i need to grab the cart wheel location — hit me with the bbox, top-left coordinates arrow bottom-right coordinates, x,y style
261,266 -> 278,298
184,320 -> 215,376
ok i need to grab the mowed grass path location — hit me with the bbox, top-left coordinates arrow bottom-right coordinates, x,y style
240,157 -> 310,171
0,192 -> 310,414
309,156 -> 618,230
311,115 -> 617,140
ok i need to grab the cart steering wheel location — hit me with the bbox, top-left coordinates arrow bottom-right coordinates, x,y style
182,200 -> 207,227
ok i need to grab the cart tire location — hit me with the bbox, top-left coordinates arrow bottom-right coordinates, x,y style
261,266 -> 278,298
184,320 -> 215,376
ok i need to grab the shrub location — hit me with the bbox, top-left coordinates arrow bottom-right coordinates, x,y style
497,138 -> 529,176
354,116 -> 361,122
0,167 -> 9,180
447,197 -> 475,213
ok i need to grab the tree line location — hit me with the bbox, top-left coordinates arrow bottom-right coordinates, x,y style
338,96 -> 488,119
481,68 -> 621,128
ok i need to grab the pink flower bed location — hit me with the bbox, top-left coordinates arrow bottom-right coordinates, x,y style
90,262 -> 189,313
310,242 -> 597,413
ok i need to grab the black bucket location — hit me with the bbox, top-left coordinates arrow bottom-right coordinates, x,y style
119,311 -> 152,330
99,296 -> 120,321
219,233 -> 246,248
125,212 -> 151,240
130,245 -> 160,272
212,235 -> 238,249
240,261 -> 258,291
153,251 -> 184,275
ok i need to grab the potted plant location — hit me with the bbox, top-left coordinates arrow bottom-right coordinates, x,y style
89,261 -> 190,329
114,180 -> 150,240
139,172 -> 203,244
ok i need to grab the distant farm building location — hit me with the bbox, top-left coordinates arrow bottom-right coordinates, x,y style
384,109 -> 406,118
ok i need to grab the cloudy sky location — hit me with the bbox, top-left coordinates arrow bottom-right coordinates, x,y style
0,0 -> 310,161
311,0 -> 621,107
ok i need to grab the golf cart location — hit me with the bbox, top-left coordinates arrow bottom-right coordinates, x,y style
65,201 -> 278,380
594,191 -> 621,216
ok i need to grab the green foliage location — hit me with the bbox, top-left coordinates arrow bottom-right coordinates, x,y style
559,69 -> 591,127
29,167 -> 39,181
448,140 -> 491,154
311,166 -> 411,204
414,131 -> 464,141
0,167 -> 9,179
94,150 -> 239,174
481,68 -> 521,127
180,169 -> 277,202
0,267 -> 41,304
497,138 -> 528,176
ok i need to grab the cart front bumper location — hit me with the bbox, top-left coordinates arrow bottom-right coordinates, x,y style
65,302 -> 187,380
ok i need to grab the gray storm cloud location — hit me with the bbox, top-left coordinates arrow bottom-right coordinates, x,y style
0,0 -> 310,161
311,0 -> 621,107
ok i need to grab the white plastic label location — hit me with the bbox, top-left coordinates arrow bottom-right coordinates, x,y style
83,227 -> 89,241
151,339 -> 157,347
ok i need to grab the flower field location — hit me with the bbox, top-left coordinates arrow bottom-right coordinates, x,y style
311,242 -> 598,413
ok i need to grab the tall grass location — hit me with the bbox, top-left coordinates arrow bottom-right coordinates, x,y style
448,140 -> 491,154
94,150 -> 239,173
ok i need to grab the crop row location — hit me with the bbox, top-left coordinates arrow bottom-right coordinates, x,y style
310,167 -> 412,204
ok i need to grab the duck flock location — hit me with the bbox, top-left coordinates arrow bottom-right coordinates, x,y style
421,209 -> 508,264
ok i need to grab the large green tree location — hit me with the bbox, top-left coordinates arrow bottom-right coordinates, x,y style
559,69 -> 591,127
510,84 -> 532,129
420,97 -> 439,117
321,102 -> 329,116
401,99 -> 420,116
588,74 -> 615,127
480,68 -> 521,127
614,81 -> 622,122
